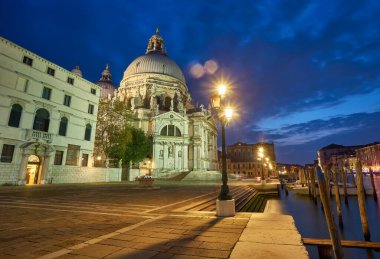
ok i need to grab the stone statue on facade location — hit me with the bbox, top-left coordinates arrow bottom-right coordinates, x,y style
168,146 -> 173,157
150,95 -> 155,110
170,98 -> 174,111
131,97 -> 135,110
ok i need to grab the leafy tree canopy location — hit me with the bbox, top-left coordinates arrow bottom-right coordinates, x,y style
94,99 -> 150,166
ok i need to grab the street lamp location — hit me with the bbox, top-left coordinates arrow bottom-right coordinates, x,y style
257,147 -> 266,184
210,83 -> 235,217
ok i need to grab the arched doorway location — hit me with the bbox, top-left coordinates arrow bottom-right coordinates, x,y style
26,155 -> 41,185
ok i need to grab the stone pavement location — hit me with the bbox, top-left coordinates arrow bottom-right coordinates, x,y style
0,182 -> 308,258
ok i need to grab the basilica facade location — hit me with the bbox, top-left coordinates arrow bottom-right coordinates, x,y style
111,30 -> 218,175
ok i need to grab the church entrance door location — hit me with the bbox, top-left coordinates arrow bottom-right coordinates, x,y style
26,155 -> 41,185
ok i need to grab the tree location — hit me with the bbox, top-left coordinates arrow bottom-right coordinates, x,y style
123,126 -> 150,164
94,99 -> 150,166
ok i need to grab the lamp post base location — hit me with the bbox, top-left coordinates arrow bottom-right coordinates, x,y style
216,199 -> 235,217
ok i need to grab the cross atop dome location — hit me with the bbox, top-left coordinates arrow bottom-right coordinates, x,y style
146,28 -> 166,55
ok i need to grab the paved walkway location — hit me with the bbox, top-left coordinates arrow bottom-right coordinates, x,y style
0,182 -> 308,258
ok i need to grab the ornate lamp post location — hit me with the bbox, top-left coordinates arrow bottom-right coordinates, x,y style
211,84 -> 235,216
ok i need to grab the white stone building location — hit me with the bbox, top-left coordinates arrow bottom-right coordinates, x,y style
116,30 -> 219,176
0,37 -> 121,185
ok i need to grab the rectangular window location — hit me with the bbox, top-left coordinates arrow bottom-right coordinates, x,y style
88,104 -> 94,114
67,77 -> 74,85
23,56 -> 33,66
54,151 -> 64,165
1,144 -> 15,163
47,67 -> 55,76
65,144 -> 80,166
81,154 -> 89,167
42,87 -> 52,100
63,95 -> 71,107
91,88 -> 96,95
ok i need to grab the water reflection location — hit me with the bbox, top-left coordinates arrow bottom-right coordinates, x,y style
279,175 -> 380,259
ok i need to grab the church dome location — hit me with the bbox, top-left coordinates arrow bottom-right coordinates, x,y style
123,29 -> 186,83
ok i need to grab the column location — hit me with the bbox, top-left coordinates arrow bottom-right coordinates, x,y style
17,151 -> 28,185
40,153 -> 52,184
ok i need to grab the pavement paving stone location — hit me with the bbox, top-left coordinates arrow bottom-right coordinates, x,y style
198,241 -> 235,250
57,253 -> 96,259
105,247 -> 158,259
70,244 -> 122,258
171,255 -> 211,259
166,240 -> 203,248
168,246 -> 231,258
152,252 -> 175,259
239,228 -> 303,245
230,242 -> 309,259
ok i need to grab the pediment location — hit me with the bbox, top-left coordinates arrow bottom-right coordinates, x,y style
154,111 -> 187,122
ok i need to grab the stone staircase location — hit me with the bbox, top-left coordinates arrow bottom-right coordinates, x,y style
176,185 -> 267,213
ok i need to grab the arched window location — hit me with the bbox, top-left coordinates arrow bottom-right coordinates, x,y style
58,117 -> 68,136
84,124 -> 92,141
8,104 -> 22,128
160,125 -> 181,137
33,108 -> 50,132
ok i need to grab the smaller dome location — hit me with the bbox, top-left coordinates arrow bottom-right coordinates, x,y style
97,64 -> 117,99
71,65 -> 82,77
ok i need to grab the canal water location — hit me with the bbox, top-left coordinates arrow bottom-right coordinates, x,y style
279,175 -> 380,259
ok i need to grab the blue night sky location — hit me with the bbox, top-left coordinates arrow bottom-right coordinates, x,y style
1,0 -> 379,164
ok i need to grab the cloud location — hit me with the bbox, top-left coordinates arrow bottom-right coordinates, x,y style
1,0 -> 379,163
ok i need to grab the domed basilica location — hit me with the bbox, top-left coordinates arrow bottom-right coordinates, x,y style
102,29 -> 218,175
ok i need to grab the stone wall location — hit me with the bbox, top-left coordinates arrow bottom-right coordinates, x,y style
0,163 -> 19,184
50,166 -> 122,184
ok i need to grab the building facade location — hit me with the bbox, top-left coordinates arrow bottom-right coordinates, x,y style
0,37 -> 118,185
224,142 -> 276,178
114,29 -> 218,175
317,143 -> 364,170
356,142 -> 380,172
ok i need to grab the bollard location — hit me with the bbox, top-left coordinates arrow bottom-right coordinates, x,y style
355,161 -> 371,241
332,165 -> 343,228
369,169 -> 378,201
316,166 -> 344,259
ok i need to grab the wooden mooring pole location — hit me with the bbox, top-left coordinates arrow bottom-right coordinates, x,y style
355,161 -> 371,241
350,169 -> 356,186
369,168 -> 378,201
307,169 -> 312,197
316,166 -> 344,259
342,167 -> 349,205
332,165 -> 343,228
310,167 -> 317,204
325,165 -> 332,196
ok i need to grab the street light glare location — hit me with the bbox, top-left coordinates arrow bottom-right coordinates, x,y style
218,84 -> 226,96
225,107 -> 233,120
259,147 -> 264,153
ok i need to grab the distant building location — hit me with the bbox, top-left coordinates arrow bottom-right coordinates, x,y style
223,142 -> 276,178
276,163 -> 304,180
356,142 -> 380,172
318,143 -> 364,170
0,37 -> 121,185
96,64 -> 117,100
